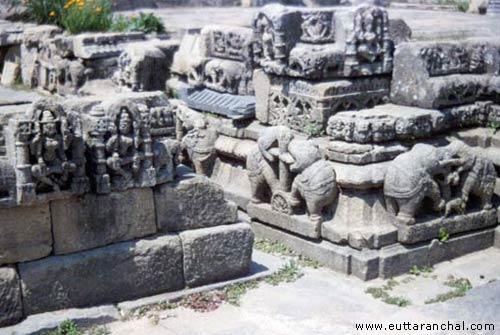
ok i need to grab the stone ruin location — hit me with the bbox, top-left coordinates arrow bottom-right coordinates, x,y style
1,1 -> 500,329
0,92 -> 253,327
172,3 -> 500,281
1,24 -> 178,97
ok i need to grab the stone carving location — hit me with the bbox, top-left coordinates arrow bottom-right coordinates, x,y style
204,59 -> 247,94
84,101 -> 177,193
182,118 -> 218,176
168,25 -> 256,119
247,126 -> 337,223
114,43 -> 169,92
420,45 -> 486,77
10,100 -> 89,204
327,102 -> 500,143
252,4 -> 393,79
204,26 -> 253,62
384,142 -> 496,225
259,73 -> 390,133
352,5 -> 391,71
391,39 -> 500,109
300,11 -> 335,43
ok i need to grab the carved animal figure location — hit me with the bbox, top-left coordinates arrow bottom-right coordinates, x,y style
384,144 -> 447,225
290,159 -> 337,224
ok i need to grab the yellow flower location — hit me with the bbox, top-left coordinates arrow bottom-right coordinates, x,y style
94,5 -> 102,12
49,10 -> 55,16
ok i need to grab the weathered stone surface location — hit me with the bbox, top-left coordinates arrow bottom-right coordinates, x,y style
155,173 -> 238,232
391,39 -> 500,108
255,72 -> 390,132
19,234 -> 184,315
51,188 -> 157,255
397,208 -> 497,244
322,189 -> 397,250
72,32 -> 145,59
0,204 -> 51,265
248,202 -> 321,239
388,18 -> 411,45
251,220 -> 353,276
379,228 -> 495,278
326,141 -> 409,165
1,45 -> 20,86
21,25 -> 62,88
0,266 -> 22,327
253,4 -> 394,80
180,222 -> 254,287
115,41 -> 173,92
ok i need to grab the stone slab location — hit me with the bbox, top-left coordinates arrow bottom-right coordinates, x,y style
251,220 -> 354,278
19,234 -> 184,316
51,188 -> 157,255
180,222 -> 254,287
0,204 -> 52,265
0,266 -> 22,327
248,203 -> 321,239
380,228 -> 495,279
117,249 -> 286,315
154,173 -> 238,232
0,305 -> 119,335
397,208 -> 497,244
252,218 -> 496,280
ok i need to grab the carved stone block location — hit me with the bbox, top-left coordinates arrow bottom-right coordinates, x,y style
0,203 -> 52,265
248,202 -> 322,238
180,222 -> 254,287
391,39 -> 500,108
19,234 -> 184,315
83,99 -> 177,194
0,266 -> 23,327
155,172 -> 238,232
51,188 -> 157,255
253,4 -> 394,79
72,32 -> 145,60
397,208 -> 497,244
326,102 -> 496,143
255,71 -> 390,132
200,25 -> 253,63
115,41 -> 176,92
4,99 -> 90,205
326,141 -> 409,165
322,189 -> 397,250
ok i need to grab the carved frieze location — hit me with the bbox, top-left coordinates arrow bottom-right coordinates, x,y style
247,126 -> 337,224
252,4 -> 394,79
384,142 -> 496,225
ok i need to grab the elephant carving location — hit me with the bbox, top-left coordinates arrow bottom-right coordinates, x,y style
247,125 -> 337,223
384,144 -> 447,225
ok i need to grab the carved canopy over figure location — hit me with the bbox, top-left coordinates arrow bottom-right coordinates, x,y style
105,107 -> 141,181
9,99 -> 88,203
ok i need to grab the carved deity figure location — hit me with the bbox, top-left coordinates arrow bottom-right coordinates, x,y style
355,6 -> 384,63
106,107 -> 141,180
30,110 -> 75,192
255,14 -> 275,61
301,12 -> 333,42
